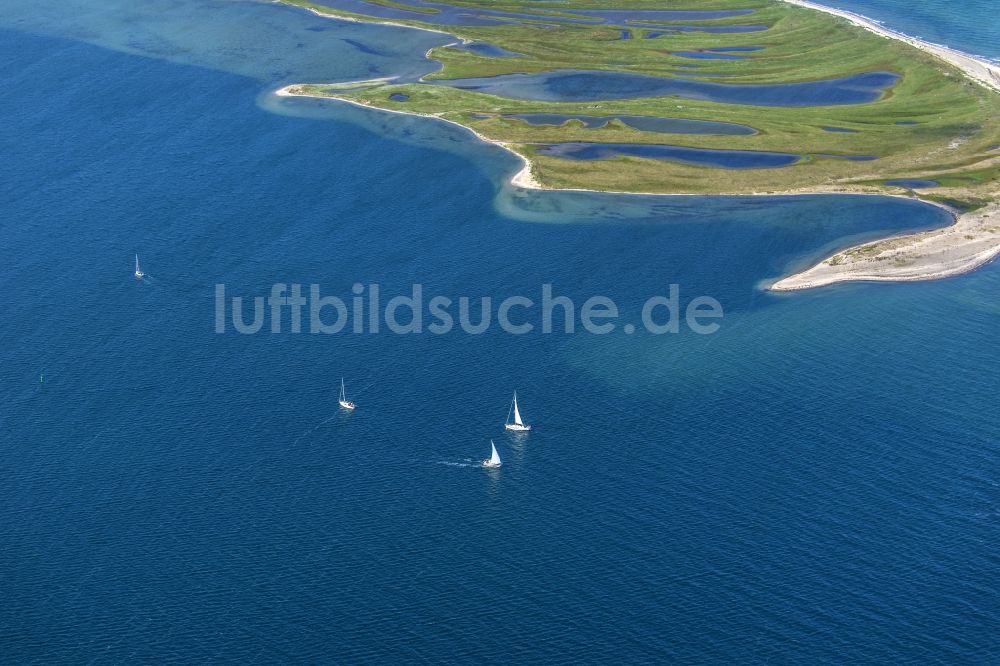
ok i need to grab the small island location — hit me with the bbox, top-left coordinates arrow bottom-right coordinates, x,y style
277,0 -> 1000,287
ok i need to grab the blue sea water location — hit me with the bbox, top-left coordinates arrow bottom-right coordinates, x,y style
1,1 -> 999,663
805,0 -> 1000,61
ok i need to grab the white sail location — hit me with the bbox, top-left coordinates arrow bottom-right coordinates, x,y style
489,440 -> 501,466
135,254 -> 140,273
504,391 -> 531,431
338,378 -> 355,410
511,392 -> 523,426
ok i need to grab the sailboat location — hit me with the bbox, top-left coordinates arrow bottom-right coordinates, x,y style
338,377 -> 356,411
134,254 -> 145,280
504,391 -> 531,432
482,440 -> 502,468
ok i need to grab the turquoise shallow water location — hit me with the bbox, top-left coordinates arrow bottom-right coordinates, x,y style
1,1 -> 999,663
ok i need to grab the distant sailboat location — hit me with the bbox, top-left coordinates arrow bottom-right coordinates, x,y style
338,377 -> 356,411
504,391 -> 531,432
483,440 -> 502,468
134,254 -> 145,280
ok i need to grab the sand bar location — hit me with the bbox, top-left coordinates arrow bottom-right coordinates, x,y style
770,203 -> 1000,290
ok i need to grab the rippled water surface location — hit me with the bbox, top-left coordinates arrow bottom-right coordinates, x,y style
807,0 -> 1000,60
1,0 -> 998,663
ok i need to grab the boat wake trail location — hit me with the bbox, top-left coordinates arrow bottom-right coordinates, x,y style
292,413 -> 340,446
435,458 -> 479,468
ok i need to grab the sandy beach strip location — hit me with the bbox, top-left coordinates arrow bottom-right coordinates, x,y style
781,0 -> 1000,92
286,2 -> 456,37
274,85 -> 543,187
770,203 -> 1000,290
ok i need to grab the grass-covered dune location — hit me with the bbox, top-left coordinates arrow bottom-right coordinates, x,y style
282,0 -> 1000,203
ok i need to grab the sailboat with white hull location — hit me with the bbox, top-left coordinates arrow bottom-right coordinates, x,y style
134,254 -> 145,280
504,391 -> 531,432
338,378 -> 356,411
483,440 -> 502,468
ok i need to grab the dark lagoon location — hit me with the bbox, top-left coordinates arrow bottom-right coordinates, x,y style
438,69 -> 900,106
673,50 -> 748,60
536,142 -> 801,168
447,41 -> 523,58
886,179 -> 940,188
505,113 -> 757,135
